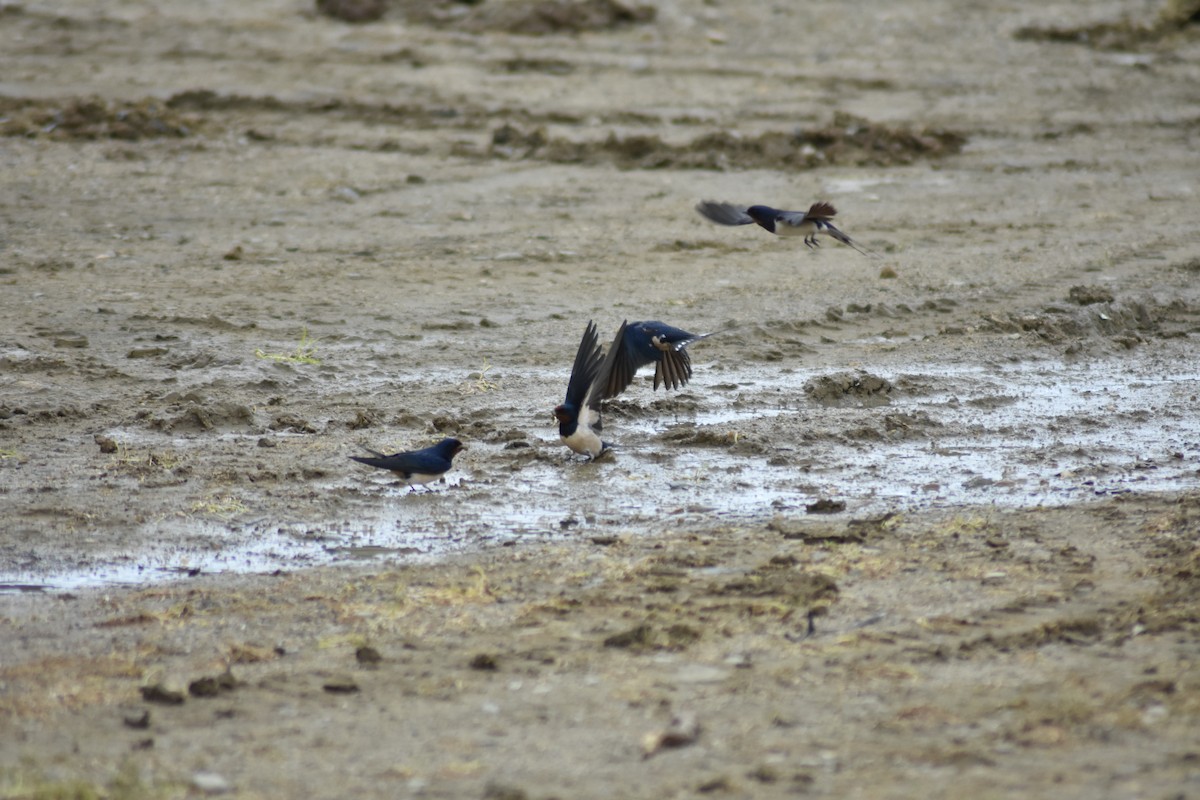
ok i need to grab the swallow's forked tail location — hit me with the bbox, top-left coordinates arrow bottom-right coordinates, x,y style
818,221 -> 877,258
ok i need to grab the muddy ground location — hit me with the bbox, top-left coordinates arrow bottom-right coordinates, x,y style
2,0 -> 1200,797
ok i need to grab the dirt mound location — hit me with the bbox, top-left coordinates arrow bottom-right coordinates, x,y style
1014,0 -> 1199,49
1067,285 -> 1116,306
0,97 -> 195,140
656,425 -> 770,453
978,297 -> 1188,348
394,0 -> 655,34
490,112 -> 966,171
151,401 -> 257,433
316,0 -> 387,23
804,371 -> 894,407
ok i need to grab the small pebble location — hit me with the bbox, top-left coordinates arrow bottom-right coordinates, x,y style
122,709 -> 151,729
191,771 -> 232,795
322,676 -> 359,694
469,653 -> 499,671
140,684 -> 185,705
356,645 -> 382,666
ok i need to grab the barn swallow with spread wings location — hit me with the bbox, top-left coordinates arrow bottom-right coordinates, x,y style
598,320 -> 716,400
554,321 -> 612,460
696,200 -> 872,255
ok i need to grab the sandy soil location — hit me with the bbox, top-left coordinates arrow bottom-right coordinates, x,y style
2,0 -> 1200,797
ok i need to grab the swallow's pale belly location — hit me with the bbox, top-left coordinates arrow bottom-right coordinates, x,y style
772,220 -> 817,237
561,427 -> 604,459
394,471 -> 442,485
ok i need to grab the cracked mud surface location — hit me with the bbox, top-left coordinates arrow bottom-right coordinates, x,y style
2,0 -> 1199,797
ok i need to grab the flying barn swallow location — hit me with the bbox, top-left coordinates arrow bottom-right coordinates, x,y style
599,320 -> 716,400
696,200 -> 872,255
349,437 -> 463,491
554,321 -> 612,459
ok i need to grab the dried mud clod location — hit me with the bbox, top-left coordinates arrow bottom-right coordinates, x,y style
1014,0 -> 1200,50
355,645 -> 383,666
979,297 -> 1192,348
140,684 -> 186,705
397,0 -> 656,35
0,97 -> 195,140
769,516 -> 867,543
188,670 -> 237,698
603,623 -> 702,652
642,712 -> 701,758
490,112 -> 966,171
164,89 -> 479,132
468,652 -> 500,670
316,0 -> 388,23
1067,285 -> 1116,306
322,676 -> 360,693
657,424 -> 770,453
803,370 -> 894,408
714,566 -> 839,608
150,401 -> 257,433
482,782 -> 529,800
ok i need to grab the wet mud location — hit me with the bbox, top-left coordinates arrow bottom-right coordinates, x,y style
2,0 -> 1200,797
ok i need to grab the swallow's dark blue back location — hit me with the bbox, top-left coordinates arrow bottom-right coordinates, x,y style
745,205 -> 780,233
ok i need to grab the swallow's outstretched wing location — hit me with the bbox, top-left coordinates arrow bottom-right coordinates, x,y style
701,199 -> 874,256
599,320 -> 716,399
556,321 -> 611,457
695,201 -> 754,227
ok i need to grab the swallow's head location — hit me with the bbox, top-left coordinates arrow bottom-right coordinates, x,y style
553,404 -> 574,425
437,438 -> 466,460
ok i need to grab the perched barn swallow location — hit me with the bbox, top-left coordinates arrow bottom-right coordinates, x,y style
599,320 -> 716,400
349,437 -> 463,490
696,200 -> 871,255
554,321 -> 611,459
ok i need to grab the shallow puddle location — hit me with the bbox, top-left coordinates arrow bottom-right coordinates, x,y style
3,354 -> 1197,591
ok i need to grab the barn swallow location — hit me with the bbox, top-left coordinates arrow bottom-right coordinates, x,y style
554,320 -> 612,459
696,200 -> 872,255
599,320 -> 716,400
349,437 -> 463,491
